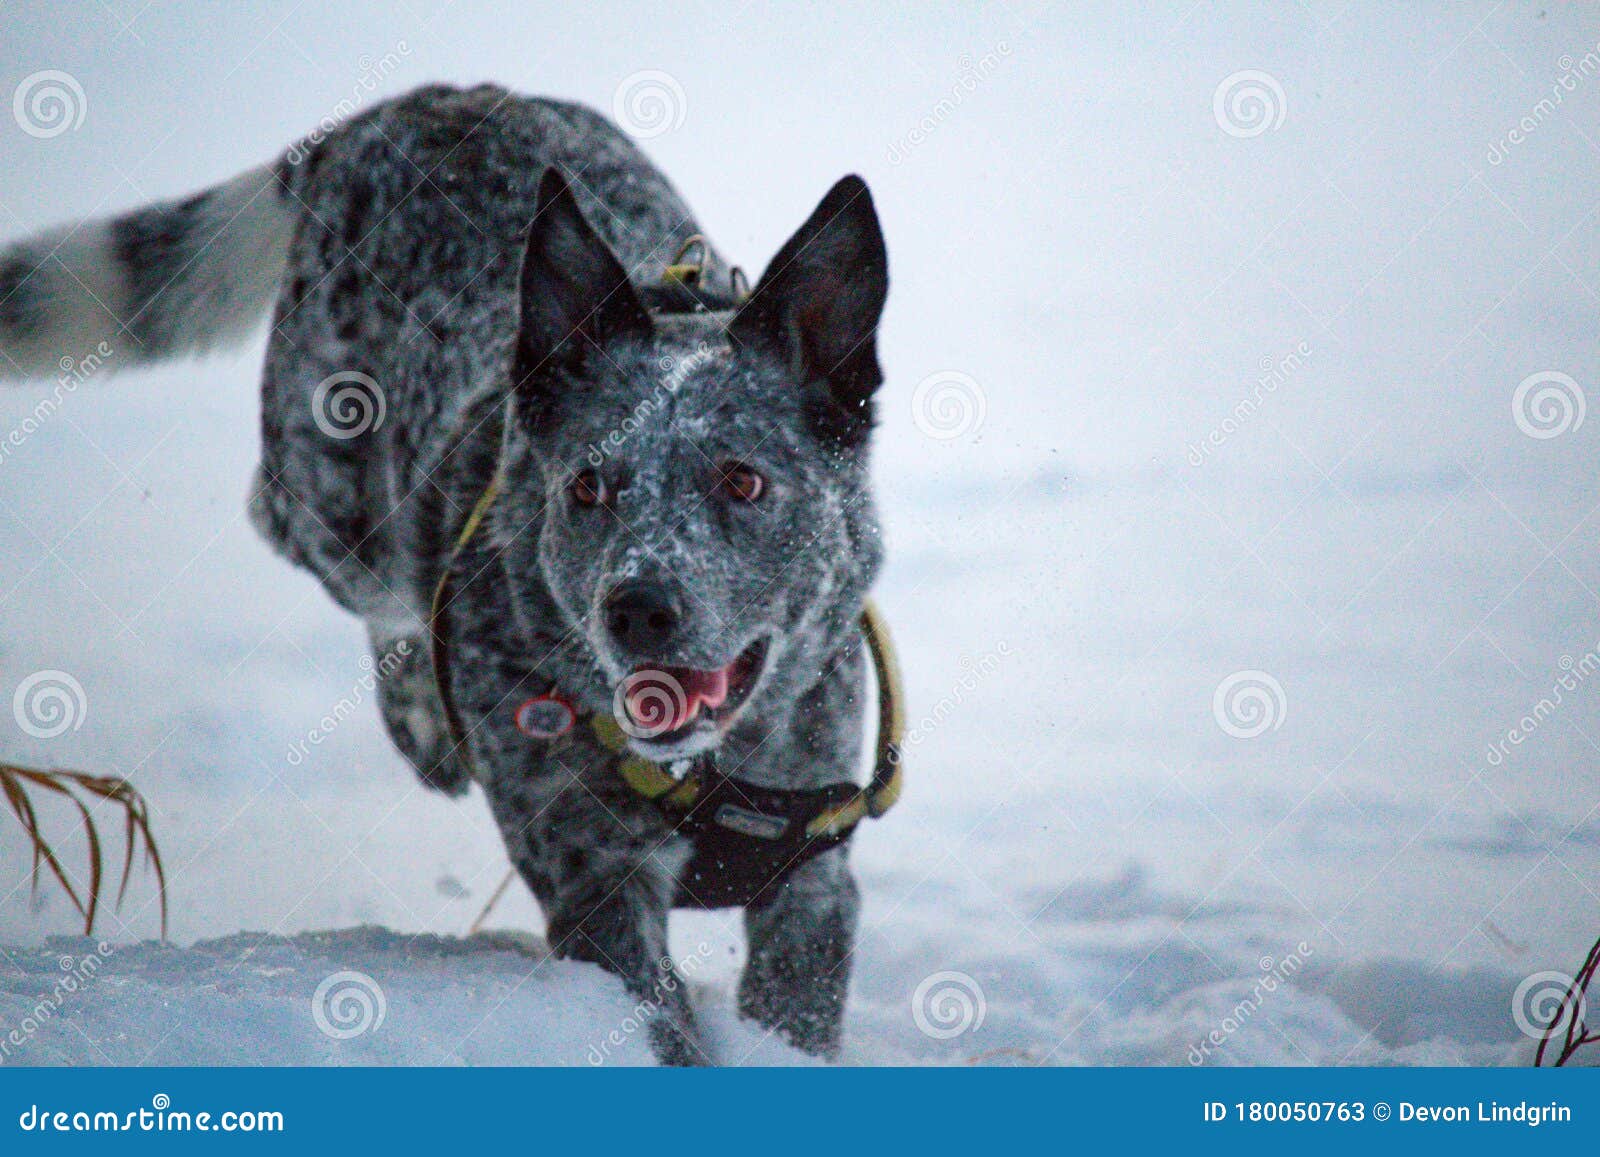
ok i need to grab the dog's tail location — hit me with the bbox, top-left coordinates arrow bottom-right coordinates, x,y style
0,161 -> 299,381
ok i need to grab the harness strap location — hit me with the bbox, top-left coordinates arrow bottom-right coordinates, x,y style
428,463 -> 504,761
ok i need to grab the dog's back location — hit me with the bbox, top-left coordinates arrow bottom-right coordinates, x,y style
250,85 -> 735,622
0,84 -> 730,623
0,85 -> 719,379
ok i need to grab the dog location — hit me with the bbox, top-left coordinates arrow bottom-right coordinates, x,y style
0,83 -> 892,1064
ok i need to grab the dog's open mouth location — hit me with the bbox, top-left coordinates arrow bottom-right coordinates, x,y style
616,639 -> 768,744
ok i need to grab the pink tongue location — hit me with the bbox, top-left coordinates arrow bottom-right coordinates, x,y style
677,666 -> 731,711
628,664 -> 731,732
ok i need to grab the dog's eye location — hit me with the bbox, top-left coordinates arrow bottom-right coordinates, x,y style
570,469 -> 607,506
717,462 -> 766,503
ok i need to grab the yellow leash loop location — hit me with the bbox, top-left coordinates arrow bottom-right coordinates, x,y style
661,234 -> 750,305
662,234 -> 711,287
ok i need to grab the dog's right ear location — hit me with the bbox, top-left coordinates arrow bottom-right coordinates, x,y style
512,168 -> 653,393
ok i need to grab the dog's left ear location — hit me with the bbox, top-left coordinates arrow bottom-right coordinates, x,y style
731,175 -> 888,443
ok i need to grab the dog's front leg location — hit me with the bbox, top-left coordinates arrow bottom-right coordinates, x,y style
543,861 -> 707,1066
739,847 -> 860,1059
488,778 -> 706,1065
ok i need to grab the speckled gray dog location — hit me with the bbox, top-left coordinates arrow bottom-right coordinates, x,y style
0,84 -> 890,1064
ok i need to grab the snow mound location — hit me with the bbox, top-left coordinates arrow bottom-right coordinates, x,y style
0,903 -> 1542,1068
0,928 -> 814,1067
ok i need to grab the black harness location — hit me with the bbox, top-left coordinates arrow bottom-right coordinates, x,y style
671,777 -> 867,908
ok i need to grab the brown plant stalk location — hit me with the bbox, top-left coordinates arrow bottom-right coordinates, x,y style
1534,933 -> 1600,1067
0,762 -> 167,939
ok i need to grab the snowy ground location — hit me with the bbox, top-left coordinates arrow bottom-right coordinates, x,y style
1,2 -> 1598,1065
0,930 -> 818,1066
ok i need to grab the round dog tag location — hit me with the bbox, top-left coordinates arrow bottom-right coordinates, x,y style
514,694 -> 575,739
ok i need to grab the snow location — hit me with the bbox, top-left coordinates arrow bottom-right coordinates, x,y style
1,2 -> 1598,1066
0,929 -> 814,1066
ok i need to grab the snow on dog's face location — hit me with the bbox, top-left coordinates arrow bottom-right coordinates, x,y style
497,169 -> 888,760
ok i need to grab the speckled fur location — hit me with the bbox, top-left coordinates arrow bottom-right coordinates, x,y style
1,83 -> 891,1064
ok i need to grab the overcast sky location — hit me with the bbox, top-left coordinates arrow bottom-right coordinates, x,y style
1,1 -> 1596,488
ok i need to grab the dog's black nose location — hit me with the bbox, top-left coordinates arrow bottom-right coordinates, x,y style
603,581 -> 681,652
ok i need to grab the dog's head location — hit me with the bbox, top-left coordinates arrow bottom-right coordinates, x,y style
496,168 -> 888,760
